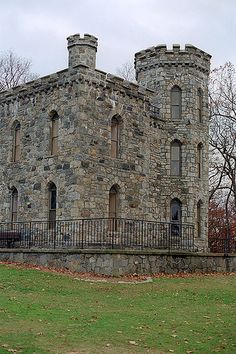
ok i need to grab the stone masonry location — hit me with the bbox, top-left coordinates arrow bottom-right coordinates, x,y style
0,34 -> 211,250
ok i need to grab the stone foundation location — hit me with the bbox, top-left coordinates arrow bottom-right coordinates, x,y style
0,249 -> 235,275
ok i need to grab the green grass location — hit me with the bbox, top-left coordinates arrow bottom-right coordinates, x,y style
0,265 -> 235,353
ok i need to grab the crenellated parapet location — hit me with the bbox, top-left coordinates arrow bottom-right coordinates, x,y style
67,33 -> 98,69
135,44 -> 211,80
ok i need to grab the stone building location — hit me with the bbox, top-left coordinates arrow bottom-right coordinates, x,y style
0,34 -> 211,249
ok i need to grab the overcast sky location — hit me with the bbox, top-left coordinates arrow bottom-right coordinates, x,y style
0,0 -> 235,77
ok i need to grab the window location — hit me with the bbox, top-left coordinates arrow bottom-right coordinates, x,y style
197,200 -> 202,238
170,198 -> 182,236
197,143 -> 203,178
171,140 -> 181,176
171,86 -> 182,120
197,88 -> 203,122
13,122 -> 21,162
11,187 -> 18,223
109,185 -> 119,218
109,185 -> 119,231
50,111 -> 59,155
111,116 -> 120,158
48,182 -> 57,229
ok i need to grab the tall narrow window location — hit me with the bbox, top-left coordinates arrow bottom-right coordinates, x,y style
13,122 -> 21,162
171,140 -> 181,176
109,185 -> 119,218
109,185 -> 119,231
48,182 -> 57,229
111,116 -> 119,158
197,200 -> 202,238
171,86 -> 182,120
197,88 -> 203,122
170,198 -> 182,236
197,143 -> 203,178
11,187 -> 18,223
50,111 -> 59,155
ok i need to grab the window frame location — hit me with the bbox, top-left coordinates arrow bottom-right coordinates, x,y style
48,182 -> 57,229
197,200 -> 202,238
11,187 -> 18,224
111,116 -> 120,158
171,86 -> 182,120
50,111 -> 59,155
170,140 -> 182,176
170,198 -> 182,236
13,122 -> 21,162
197,143 -> 203,178
197,88 -> 203,123
109,185 -> 119,232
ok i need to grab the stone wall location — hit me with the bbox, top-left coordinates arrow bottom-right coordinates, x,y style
0,249 -> 235,275
135,44 -> 211,249
0,34 -> 211,251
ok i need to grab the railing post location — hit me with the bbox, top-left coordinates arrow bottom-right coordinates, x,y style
192,225 -> 194,252
29,221 -> 32,249
168,223 -> 171,253
111,218 -> 114,249
141,220 -> 144,250
81,219 -> 84,249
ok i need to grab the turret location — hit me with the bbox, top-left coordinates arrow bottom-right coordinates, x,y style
135,44 -> 211,123
67,33 -> 98,69
135,43 -> 211,248
135,44 -> 211,90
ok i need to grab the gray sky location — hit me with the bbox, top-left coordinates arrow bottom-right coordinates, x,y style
0,0 -> 235,77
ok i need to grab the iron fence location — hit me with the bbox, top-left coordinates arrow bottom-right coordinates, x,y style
0,218 -> 195,251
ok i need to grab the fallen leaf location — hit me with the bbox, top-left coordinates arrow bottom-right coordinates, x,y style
129,341 -> 137,345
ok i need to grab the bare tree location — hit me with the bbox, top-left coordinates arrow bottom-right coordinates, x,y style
209,62 -> 236,239
0,50 -> 38,91
116,61 -> 136,82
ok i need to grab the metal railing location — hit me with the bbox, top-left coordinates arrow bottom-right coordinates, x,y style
0,218 -> 195,251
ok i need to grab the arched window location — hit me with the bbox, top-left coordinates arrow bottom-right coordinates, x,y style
197,200 -> 202,238
50,111 -> 59,155
171,86 -> 182,120
109,185 -> 119,218
197,88 -> 203,122
13,122 -> 21,162
109,185 -> 119,231
170,140 -> 182,176
170,198 -> 182,236
197,143 -> 203,178
48,182 -> 57,229
11,187 -> 18,223
111,116 -> 120,158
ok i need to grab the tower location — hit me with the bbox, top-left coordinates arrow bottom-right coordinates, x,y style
67,33 -> 98,69
135,44 -> 211,248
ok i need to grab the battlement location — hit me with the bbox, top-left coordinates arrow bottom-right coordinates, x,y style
135,43 -> 211,75
67,33 -> 98,50
67,33 -> 98,69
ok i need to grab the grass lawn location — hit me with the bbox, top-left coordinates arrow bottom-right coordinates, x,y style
0,264 -> 235,354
